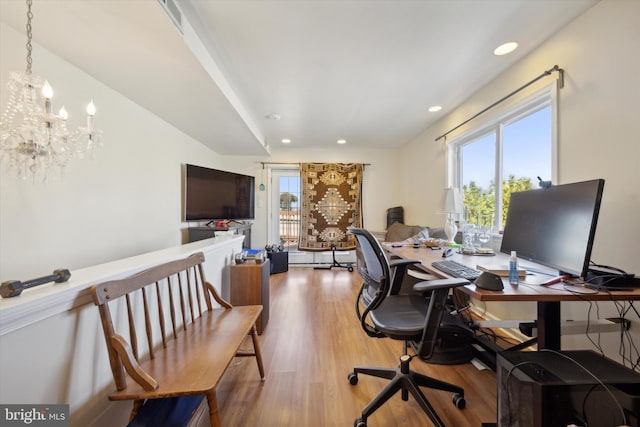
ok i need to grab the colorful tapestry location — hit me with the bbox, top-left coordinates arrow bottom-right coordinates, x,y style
298,163 -> 364,251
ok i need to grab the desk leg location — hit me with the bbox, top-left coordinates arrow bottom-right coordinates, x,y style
537,301 -> 561,350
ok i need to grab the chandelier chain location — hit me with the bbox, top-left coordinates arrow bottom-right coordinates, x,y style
25,0 -> 33,75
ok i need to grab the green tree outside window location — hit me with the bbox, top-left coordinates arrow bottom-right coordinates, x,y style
280,192 -> 298,210
463,175 -> 533,227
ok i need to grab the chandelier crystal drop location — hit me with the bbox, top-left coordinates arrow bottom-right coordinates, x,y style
0,0 -> 102,182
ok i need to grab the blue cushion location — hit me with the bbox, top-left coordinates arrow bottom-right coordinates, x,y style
127,396 -> 205,427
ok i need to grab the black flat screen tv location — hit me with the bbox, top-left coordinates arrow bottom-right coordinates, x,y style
500,179 -> 605,278
184,164 -> 255,221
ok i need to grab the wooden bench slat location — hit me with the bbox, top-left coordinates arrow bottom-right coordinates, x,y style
167,276 -> 178,340
141,287 -> 154,360
177,273 -> 188,331
125,294 -> 139,361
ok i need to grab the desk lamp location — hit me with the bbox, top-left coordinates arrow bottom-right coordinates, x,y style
443,187 -> 463,244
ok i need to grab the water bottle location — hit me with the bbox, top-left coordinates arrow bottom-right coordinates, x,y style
509,251 -> 519,285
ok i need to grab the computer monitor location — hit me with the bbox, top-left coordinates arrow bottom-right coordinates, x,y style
500,179 -> 605,278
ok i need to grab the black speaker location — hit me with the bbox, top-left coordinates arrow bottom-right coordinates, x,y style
386,206 -> 404,228
268,251 -> 288,274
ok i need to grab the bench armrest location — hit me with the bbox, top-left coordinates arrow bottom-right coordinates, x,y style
111,335 -> 159,392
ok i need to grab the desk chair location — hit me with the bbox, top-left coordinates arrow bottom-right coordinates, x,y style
348,228 -> 469,427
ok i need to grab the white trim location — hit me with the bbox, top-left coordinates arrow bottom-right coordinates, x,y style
549,79 -> 559,184
267,165 -> 300,244
0,237 -> 243,336
448,81 -> 557,145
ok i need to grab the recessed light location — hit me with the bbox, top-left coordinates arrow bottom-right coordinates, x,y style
493,42 -> 518,56
428,105 -> 442,113
337,139 -> 347,144
265,113 -> 282,120
281,138 -> 291,144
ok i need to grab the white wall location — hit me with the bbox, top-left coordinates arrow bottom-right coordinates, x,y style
400,0 -> 640,357
0,23 -> 226,282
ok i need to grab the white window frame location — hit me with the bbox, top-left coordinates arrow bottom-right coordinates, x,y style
267,165 -> 300,245
447,81 -> 559,229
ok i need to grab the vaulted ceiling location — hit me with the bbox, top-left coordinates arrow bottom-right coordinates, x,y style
0,0 -> 597,155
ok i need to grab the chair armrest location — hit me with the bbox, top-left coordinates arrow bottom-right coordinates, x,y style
412,278 -> 470,293
389,258 -> 422,294
389,258 -> 421,268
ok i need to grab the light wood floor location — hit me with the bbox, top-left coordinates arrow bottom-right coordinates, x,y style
216,267 -> 498,427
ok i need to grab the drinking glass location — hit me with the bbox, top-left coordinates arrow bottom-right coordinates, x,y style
462,222 -> 477,251
477,215 -> 493,248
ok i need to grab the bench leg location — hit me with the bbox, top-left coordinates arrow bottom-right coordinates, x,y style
206,389 -> 222,427
129,399 -> 144,423
250,324 -> 265,380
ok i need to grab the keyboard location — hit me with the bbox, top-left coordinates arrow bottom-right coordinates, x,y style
431,260 -> 481,280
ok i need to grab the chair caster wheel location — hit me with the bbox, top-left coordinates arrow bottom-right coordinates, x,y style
348,372 -> 358,385
354,418 -> 366,427
452,393 -> 466,409
348,266 -> 354,272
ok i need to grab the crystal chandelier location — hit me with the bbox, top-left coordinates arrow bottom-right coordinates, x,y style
0,0 -> 102,182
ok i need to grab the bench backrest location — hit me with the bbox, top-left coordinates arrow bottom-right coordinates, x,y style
92,252 -> 230,391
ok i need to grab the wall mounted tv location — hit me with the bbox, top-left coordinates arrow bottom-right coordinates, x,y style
500,178 -> 605,279
184,164 -> 255,221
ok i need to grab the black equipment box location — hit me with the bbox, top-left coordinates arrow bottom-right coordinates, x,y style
497,350 -> 640,427
267,251 -> 288,274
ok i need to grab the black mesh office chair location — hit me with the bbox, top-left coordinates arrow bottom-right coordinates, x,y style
347,228 -> 469,427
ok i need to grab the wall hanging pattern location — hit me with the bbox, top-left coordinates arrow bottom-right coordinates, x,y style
298,163 -> 363,251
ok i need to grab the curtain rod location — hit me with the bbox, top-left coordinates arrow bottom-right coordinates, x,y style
435,65 -> 564,143
260,162 -> 371,168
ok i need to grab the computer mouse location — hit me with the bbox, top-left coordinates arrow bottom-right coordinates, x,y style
442,248 -> 454,258
474,271 -> 504,291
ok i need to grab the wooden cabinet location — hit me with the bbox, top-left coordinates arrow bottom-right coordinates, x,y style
230,260 -> 269,334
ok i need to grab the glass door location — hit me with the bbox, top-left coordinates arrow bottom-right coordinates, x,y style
269,168 -> 311,264
269,168 -> 301,250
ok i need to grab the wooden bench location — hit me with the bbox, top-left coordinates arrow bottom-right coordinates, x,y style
91,252 -> 265,427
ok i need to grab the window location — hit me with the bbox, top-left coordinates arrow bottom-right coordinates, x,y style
450,85 -> 557,230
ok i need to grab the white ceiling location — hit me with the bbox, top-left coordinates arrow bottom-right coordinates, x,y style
0,0 -> 597,155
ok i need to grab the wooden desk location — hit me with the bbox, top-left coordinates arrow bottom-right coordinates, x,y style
386,245 -> 640,350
